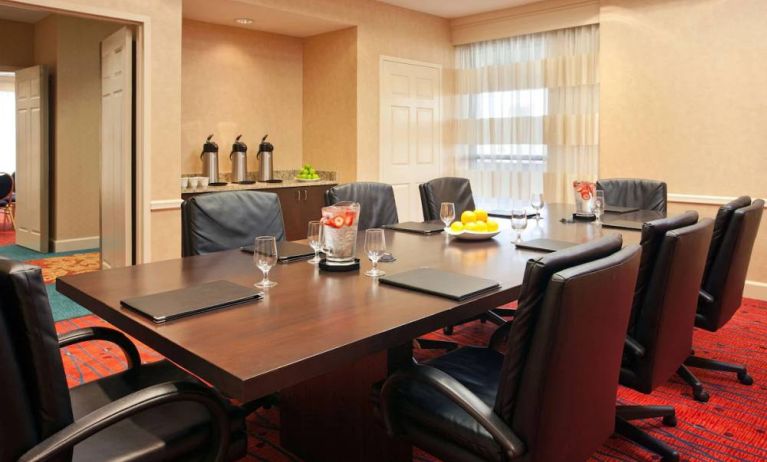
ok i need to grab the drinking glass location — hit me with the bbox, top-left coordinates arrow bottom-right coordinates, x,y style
440,202 -> 456,230
592,190 -> 605,225
253,236 -> 278,288
511,209 -> 528,244
307,220 -> 322,264
364,228 -> 386,277
530,193 -> 544,220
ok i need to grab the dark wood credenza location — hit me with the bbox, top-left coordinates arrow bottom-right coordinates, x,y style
182,183 -> 336,241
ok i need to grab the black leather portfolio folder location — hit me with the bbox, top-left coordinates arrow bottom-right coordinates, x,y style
514,238 -> 578,253
602,219 -> 644,231
379,268 -> 500,301
121,280 -> 263,323
384,221 -> 445,234
241,241 -> 316,263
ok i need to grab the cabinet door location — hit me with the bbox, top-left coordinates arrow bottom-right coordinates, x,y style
274,187 -> 304,241
302,186 -> 329,223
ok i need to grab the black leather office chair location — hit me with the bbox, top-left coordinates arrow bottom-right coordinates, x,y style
325,182 -> 399,231
618,215 -> 714,461
684,197 -> 764,387
596,178 -> 668,214
0,258 -> 247,462
181,190 -> 286,257
419,177 -> 476,221
379,235 -> 642,462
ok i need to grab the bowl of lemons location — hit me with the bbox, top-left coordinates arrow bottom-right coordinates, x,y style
295,164 -> 321,182
446,209 -> 501,240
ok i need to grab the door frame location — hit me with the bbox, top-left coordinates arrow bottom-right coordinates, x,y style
7,0 -> 151,263
378,55 -> 444,219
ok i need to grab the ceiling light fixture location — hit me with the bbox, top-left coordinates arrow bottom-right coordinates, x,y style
234,17 -> 254,25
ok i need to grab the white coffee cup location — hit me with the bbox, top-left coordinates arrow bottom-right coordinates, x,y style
180,177 -> 189,189
187,177 -> 199,189
198,177 -> 209,188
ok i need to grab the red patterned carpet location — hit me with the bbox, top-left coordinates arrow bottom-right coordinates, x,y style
57,299 -> 767,461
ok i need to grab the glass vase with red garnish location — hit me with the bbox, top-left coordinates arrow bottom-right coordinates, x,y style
572,180 -> 596,218
320,201 -> 361,266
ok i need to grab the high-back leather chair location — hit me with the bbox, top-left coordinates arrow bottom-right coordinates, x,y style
419,177 -> 476,221
0,258 -> 246,462
596,178 -> 668,214
380,235 -> 642,462
685,197 -> 764,386
181,190 -> 286,257
325,182 -> 399,231
617,217 -> 714,461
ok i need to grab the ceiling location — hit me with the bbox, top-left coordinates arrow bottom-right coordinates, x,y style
377,0 -> 544,18
182,0 -> 351,38
0,3 -> 48,23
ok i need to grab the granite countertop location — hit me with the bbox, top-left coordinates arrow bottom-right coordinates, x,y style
181,169 -> 337,195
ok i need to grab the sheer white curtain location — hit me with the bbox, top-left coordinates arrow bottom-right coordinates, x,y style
454,24 -> 599,208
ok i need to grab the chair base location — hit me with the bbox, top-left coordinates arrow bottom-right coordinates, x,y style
677,365 -> 710,402
416,338 -> 459,351
685,354 -> 754,385
443,309 -> 511,337
615,405 -> 679,462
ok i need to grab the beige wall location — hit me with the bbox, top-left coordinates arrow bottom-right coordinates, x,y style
243,0 -> 454,181
303,27 -> 357,183
600,0 -> 767,287
0,18 -> 35,70
181,19 -> 304,176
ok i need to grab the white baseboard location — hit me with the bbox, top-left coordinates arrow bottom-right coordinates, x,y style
52,236 -> 100,253
150,199 -> 183,211
745,280 -> 767,301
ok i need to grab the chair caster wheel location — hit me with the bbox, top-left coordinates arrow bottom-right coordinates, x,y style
694,389 -> 710,403
662,415 -> 677,427
738,372 -> 753,385
443,326 -> 454,336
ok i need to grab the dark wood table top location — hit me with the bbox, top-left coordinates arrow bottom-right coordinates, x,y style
57,203 -> 653,401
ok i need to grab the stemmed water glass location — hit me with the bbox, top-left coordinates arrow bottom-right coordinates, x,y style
592,190 -> 605,226
307,220 -> 322,264
511,209 -> 528,244
254,236 -> 278,288
364,228 -> 386,277
531,193 -> 544,220
440,202 -> 456,230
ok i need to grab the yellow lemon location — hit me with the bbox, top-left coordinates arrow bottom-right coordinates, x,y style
474,221 -> 488,232
486,220 -> 499,232
461,210 -> 477,224
475,209 -> 489,222
464,221 -> 479,232
450,221 -> 464,232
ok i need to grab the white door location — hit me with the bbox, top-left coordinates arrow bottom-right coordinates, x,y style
101,27 -> 133,269
380,57 -> 442,222
15,65 -> 49,252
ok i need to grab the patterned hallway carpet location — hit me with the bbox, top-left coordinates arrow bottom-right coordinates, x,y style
0,227 -> 99,320
57,299 -> 767,461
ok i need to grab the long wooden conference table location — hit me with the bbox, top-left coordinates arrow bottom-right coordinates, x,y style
57,204 -> 656,462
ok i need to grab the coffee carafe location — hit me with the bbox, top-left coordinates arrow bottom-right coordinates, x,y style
230,134 -> 248,183
200,134 -> 220,183
256,134 -> 275,182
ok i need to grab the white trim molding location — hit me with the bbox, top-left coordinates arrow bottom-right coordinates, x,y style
668,193 -> 767,207
745,281 -> 767,301
52,236 -> 100,253
150,199 -> 183,211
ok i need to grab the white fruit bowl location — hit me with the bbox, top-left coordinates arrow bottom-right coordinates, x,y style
294,177 -> 321,182
446,229 -> 501,241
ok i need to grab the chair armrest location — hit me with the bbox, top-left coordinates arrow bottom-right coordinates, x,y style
58,326 -> 141,372
698,289 -> 714,306
18,381 -> 232,462
381,364 -> 525,460
624,335 -> 646,359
